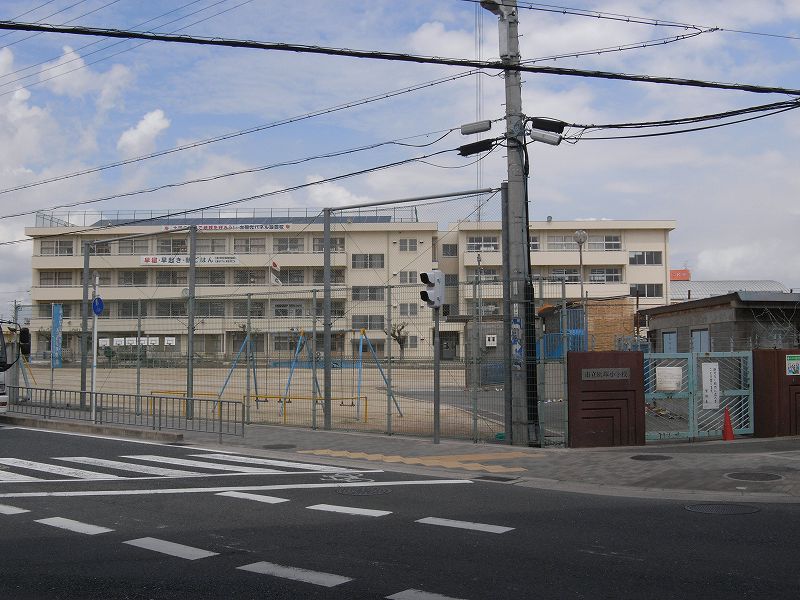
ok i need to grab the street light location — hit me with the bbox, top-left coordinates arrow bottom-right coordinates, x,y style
573,229 -> 588,350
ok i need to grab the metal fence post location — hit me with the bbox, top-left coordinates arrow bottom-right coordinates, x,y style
385,284 -> 392,435
246,293 -> 252,424
136,298 -> 142,415
471,277 -> 479,442
561,279 -> 569,446
312,289 -> 318,430
186,225 -> 197,418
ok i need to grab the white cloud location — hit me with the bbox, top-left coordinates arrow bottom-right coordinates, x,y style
116,110 -> 171,159
39,46 -> 132,111
305,177 -> 375,207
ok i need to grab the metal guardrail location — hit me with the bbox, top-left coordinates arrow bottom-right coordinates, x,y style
7,386 -> 244,440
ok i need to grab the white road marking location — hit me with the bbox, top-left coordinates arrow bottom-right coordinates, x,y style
4,427 -> 237,452
0,458 -> 122,480
124,537 -> 217,560
307,504 -> 391,517
216,491 -> 290,504
0,470 -> 43,482
387,589 -> 467,600
34,517 -> 113,535
415,517 -> 513,534
120,455 -> 282,473
237,561 -> 352,587
0,503 -> 30,515
191,453 -> 353,472
0,478 -> 470,498
56,456 -> 201,477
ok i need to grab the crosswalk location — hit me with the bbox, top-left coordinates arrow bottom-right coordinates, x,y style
0,452 -> 358,483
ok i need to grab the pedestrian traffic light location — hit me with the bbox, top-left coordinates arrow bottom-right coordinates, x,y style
420,270 -> 444,308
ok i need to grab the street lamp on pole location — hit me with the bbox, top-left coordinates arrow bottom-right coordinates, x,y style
573,229 -> 588,350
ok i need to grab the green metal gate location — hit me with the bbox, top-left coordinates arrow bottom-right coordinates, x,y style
644,352 -> 753,441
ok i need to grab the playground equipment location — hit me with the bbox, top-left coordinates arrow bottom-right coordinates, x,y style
217,333 -> 259,406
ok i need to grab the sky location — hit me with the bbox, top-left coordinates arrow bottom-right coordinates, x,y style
1,0 -> 799,313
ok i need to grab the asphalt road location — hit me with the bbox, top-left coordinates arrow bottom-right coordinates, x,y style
2,425 -> 799,599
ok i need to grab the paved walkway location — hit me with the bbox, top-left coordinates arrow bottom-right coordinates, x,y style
181,424 -> 800,503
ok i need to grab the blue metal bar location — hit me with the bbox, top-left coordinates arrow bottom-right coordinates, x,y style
281,332 -> 305,417
363,332 -> 403,418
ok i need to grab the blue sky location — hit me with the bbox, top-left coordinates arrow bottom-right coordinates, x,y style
1,0 -> 799,310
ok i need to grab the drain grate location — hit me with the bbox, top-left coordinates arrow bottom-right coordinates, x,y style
336,486 -> 391,496
629,454 -> 673,462
725,472 -> 783,482
262,444 -> 296,450
686,503 -> 761,515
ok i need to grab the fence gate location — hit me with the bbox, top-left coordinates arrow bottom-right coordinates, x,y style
644,352 -> 753,441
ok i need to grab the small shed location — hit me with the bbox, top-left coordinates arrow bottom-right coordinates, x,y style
640,292 -> 800,352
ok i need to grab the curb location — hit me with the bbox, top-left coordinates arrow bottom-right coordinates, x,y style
0,415 -> 184,443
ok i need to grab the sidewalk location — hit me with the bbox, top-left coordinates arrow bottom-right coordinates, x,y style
181,424 -> 800,504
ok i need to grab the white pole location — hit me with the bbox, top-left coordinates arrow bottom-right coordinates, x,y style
91,273 -> 99,420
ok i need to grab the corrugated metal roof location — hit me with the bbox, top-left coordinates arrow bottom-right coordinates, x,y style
670,280 -> 787,302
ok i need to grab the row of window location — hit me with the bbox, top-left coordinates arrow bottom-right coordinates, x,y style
33,299 -> 424,320
39,268 -> 349,288
41,236 -> 434,256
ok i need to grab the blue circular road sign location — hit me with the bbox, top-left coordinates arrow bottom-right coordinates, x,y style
92,297 -> 104,316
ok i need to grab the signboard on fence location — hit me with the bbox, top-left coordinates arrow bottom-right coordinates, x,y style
786,355 -> 800,375
701,362 -> 720,409
655,366 -> 682,391
50,303 -> 62,369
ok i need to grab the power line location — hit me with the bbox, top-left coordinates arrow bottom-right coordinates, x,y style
0,70 -> 479,198
0,128 -> 458,220
0,20 -> 798,96
0,147 -> 461,247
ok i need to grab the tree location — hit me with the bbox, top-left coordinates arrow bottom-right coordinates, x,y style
386,322 -> 408,359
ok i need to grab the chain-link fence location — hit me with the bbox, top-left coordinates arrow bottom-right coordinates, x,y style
11,280 -> 581,444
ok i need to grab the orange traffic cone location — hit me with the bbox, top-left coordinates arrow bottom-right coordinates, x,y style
722,407 -> 735,441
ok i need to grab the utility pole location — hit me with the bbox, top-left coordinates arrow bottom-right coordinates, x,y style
482,0 -> 538,445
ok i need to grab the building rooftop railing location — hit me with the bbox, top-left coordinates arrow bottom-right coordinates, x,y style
34,207 -> 420,228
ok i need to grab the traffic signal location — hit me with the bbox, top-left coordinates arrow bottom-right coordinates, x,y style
19,327 -> 31,357
420,270 -> 444,308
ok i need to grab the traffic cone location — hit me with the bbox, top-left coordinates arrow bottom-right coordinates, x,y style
722,407 -> 735,441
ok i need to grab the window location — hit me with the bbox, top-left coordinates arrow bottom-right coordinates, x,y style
234,269 -> 266,285
156,301 -> 187,317
273,334 -> 292,352
273,237 -> 304,253
445,274 -> 459,287
629,283 -> 663,298
589,268 -> 621,283
119,271 -> 147,286
588,234 -> 622,251
431,236 -> 438,261
38,303 -> 72,318
629,251 -> 662,265
442,244 -> 458,257
550,268 -> 579,283
399,271 -> 417,284
547,235 -> 577,251
312,237 -> 345,253
40,240 -> 73,256
233,237 -> 266,254
196,269 -> 225,286
466,236 -> 499,252
399,238 -> 417,252
195,300 -> 225,317
467,268 -> 498,283
352,253 -> 384,268
529,236 -> 540,251
95,271 -> 112,286
119,239 -> 149,255
278,268 -> 304,285
155,270 -> 187,286
39,272 -> 73,287
313,268 -> 345,284
662,331 -> 677,353
90,241 -> 111,255
314,301 -> 345,317
352,286 -> 384,301
157,238 -> 187,254
193,335 -> 221,354
399,303 -> 418,317
407,335 -> 418,349
352,315 -> 384,330
118,301 -> 147,318
274,303 -> 304,317
196,237 -> 226,254
233,300 -> 265,317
